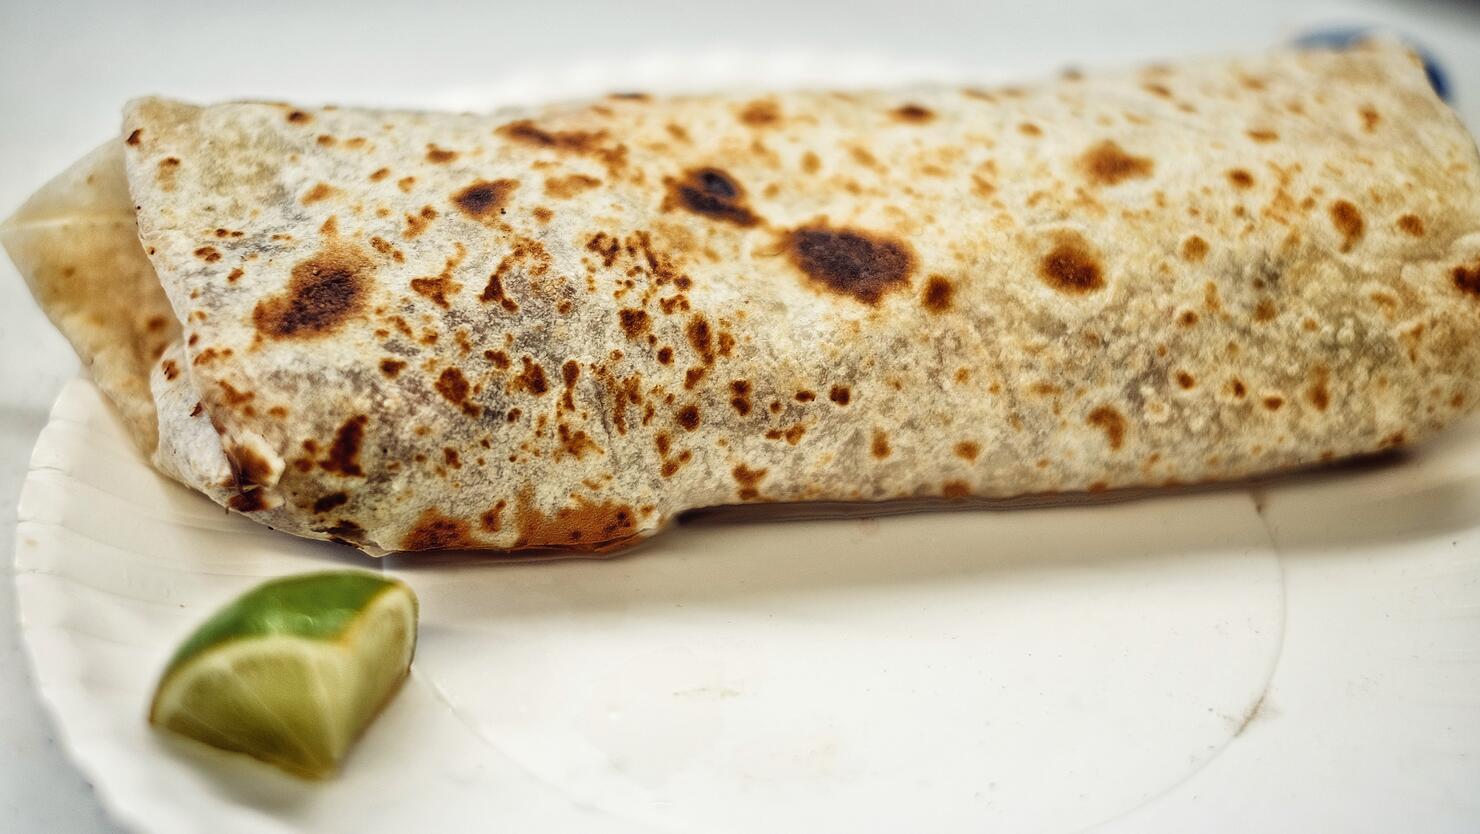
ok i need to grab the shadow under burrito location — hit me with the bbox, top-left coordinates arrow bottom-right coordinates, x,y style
384,484 -> 1277,615
1252,416 -> 1480,549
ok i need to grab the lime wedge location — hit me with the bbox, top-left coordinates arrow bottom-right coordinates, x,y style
149,571 -> 418,778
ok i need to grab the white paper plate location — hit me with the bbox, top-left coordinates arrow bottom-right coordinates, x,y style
20,369 -> 1480,833
15,50 -> 1480,832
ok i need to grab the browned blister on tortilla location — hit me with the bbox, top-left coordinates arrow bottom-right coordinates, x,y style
6,42 -> 1480,554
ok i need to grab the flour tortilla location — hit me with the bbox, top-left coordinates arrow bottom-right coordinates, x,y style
2,141 -> 178,452
5,41 -> 1480,554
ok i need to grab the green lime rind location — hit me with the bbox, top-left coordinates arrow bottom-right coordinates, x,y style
160,571 -> 407,678
149,571 -> 418,778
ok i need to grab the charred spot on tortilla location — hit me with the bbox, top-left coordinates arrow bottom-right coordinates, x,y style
733,465 -> 767,500
545,174 -> 601,199
218,379 -> 252,406
1380,431 -> 1407,449
560,360 -> 580,397
618,308 -> 650,339
921,275 -> 955,312
686,315 -> 715,363
666,167 -> 760,227
730,380 -> 753,415
156,157 -> 181,191
1079,140 -> 1153,186
402,509 -> 478,550
322,520 -> 368,545
227,443 -> 276,488
410,274 -> 460,308
452,178 -> 517,219
480,500 -> 508,532
586,231 -> 621,266
312,492 -> 349,513
513,493 -> 638,550
1086,405 -> 1126,450
1453,263 -> 1480,296
1181,235 -> 1209,262
892,103 -> 934,123
1396,214 -> 1425,237
1226,169 -> 1254,189
301,182 -> 335,204
253,243 -> 372,340
498,119 -> 605,154
513,357 -> 549,395
829,385 -> 852,405
1039,233 -> 1106,294
435,367 -> 471,406
942,480 -> 971,498
321,415 -> 367,476
1329,200 -> 1365,251
425,144 -> 458,164
871,429 -> 892,459
402,205 -> 439,239
850,146 -> 883,170
1307,369 -> 1331,411
228,489 -> 270,513
480,271 -> 518,312
784,224 -> 915,304
738,99 -> 781,126
125,129 -> 142,146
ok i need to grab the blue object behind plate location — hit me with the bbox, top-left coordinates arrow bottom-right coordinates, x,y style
1294,27 -> 1450,101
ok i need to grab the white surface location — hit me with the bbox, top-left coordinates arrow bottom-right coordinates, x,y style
5,0 -> 1480,831
18,380 -> 1480,833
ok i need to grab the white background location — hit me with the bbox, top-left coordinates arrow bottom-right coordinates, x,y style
4,0 -> 1480,830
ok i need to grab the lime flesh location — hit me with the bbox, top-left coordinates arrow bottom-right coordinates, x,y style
149,571 -> 418,778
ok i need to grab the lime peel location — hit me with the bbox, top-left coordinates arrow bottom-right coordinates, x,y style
149,571 -> 418,778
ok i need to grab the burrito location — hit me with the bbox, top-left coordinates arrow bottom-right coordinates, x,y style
5,41 -> 1480,554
